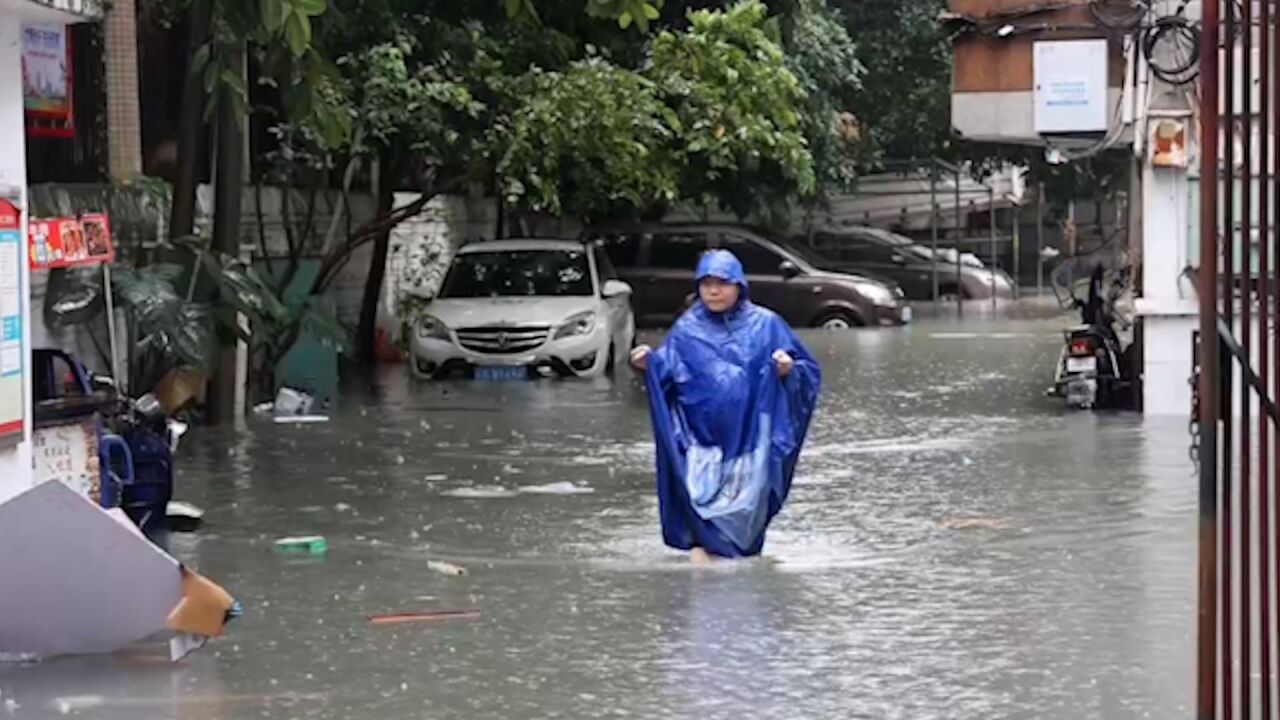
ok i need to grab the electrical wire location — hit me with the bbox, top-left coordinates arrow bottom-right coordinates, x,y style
1142,12 -> 1201,85
1090,0 -> 1150,32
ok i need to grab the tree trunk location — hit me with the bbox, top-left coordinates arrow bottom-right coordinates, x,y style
169,0 -> 213,239
206,45 -> 246,425
357,155 -> 395,365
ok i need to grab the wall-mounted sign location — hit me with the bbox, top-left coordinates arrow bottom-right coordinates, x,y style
21,24 -> 74,139
32,419 -> 100,503
0,199 -> 24,443
1034,39 -> 1110,135
28,214 -> 114,270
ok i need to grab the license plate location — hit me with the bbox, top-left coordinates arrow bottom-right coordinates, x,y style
1066,356 -> 1097,374
476,366 -> 527,381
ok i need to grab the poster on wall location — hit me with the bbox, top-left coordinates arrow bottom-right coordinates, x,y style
21,24 -> 74,139
0,199 -> 24,444
32,420 -> 100,504
28,214 -> 114,270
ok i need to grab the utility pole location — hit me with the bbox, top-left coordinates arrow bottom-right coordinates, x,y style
1036,181 -> 1045,297
930,161 -> 940,308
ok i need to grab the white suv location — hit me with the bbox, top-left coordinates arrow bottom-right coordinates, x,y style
410,239 -> 636,380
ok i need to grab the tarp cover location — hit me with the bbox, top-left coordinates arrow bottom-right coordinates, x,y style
645,250 -> 821,558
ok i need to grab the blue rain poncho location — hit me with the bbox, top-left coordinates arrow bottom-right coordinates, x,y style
645,250 -> 822,558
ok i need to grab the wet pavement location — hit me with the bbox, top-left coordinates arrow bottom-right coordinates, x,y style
0,306 -> 1197,719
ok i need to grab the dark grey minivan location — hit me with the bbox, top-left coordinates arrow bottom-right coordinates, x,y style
588,224 -> 912,329
797,226 -> 1015,301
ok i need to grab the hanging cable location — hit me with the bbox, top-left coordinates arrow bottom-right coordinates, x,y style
1089,0 -> 1150,32
1141,12 -> 1201,85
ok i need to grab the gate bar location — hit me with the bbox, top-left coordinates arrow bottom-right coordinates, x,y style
1198,0 -> 1221,716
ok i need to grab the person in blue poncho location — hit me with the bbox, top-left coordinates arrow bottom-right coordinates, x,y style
631,249 -> 822,562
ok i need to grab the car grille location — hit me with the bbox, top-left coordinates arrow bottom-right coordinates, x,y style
455,326 -> 551,355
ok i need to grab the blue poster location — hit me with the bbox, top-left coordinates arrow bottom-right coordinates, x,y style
0,228 -> 22,379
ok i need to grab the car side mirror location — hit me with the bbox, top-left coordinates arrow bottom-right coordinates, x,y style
779,261 -> 801,279
602,279 -> 633,298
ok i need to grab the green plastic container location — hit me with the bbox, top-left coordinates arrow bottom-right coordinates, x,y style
273,535 -> 328,555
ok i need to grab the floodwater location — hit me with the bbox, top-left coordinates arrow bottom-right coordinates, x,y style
0,307 -> 1197,719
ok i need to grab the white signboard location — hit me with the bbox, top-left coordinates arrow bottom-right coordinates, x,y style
1034,39 -> 1110,134
32,420 -> 100,503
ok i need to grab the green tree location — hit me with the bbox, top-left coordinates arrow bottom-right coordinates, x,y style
497,58 -> 680,219
833,0 -> 951,163
778,0 -> 864,201
498,1 -> 816,221
648,1 -> 815,218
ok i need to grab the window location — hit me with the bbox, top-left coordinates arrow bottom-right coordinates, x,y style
649,233 -> 711,269
593,245 -> 619,282
439,250 -> 593,298
815,232 -> 897,264
722,237 -> 785,276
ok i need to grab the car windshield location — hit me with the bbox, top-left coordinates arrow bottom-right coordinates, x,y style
439,249 -> 593,298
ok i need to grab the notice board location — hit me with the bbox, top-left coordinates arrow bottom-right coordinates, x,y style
1033,39 -> 1110,135
0,198 -> 24,443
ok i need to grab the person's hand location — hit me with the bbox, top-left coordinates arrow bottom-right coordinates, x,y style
631,345 -> 652,371
773,349 -> 794,378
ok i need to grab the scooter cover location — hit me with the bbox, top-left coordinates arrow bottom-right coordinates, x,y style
644,250 -> 822,557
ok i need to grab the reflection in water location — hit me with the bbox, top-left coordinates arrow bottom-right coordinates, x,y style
0,312 -> 1197,719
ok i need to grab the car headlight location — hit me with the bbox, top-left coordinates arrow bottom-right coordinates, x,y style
853,281 -> 896,307
554,311 -> 598,339
416,315 -> 451,341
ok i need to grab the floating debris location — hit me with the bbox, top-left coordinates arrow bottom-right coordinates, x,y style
441,486 -> 518,499
517,482 -> 594,496
427,560 -> 468,577
369,609 -> 480,625
166,501 -> 205,532
274,536 -> 328,555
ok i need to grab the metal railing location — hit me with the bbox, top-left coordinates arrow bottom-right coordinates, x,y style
1197,1 -> 1280,717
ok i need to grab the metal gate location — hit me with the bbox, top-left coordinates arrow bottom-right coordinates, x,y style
1198,1 -> 1280,717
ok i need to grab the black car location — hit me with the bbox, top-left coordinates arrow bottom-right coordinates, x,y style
587,224 -> 912,329
795,226 -> 1015,301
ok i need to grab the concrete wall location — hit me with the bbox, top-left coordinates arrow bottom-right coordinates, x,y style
1136,165 -> 1197,417
379,194 -> 498,345
194,184 -> 377,325
0,12 -> 34,503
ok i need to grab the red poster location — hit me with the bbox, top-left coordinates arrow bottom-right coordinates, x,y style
28,215 -> 114,270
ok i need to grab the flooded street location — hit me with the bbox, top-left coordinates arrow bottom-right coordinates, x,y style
0,310 -> 1197,720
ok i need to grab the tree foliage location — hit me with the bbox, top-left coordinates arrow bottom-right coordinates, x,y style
779,0 -> 863,199
650,1 -> 815,217
499,1 -> 816,221
832,0 -> 950,164
498,59 -> 679,219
